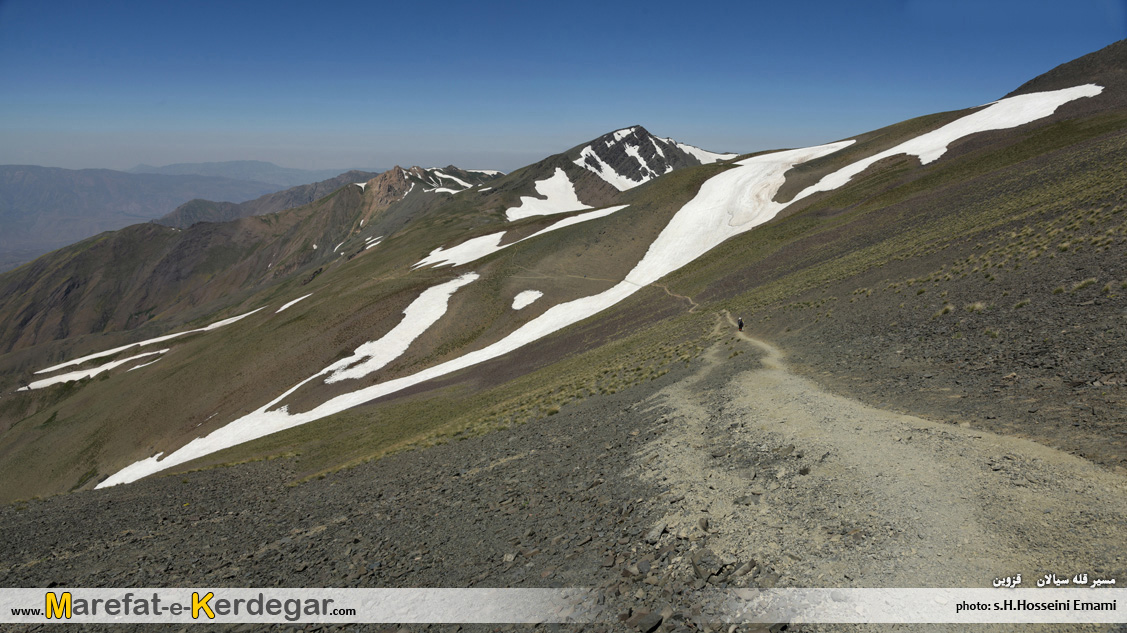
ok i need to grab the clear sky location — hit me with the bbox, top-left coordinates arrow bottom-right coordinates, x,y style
1,0 -> 1123,172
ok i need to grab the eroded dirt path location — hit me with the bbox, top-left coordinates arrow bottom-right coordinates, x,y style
635,313 -> 1127,594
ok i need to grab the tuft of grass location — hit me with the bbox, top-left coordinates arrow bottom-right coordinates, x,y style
1071,277 -> 1097,293
965,302 -> 987,313
1014,299 -> 1031,309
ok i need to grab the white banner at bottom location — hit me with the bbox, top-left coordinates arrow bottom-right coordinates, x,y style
0,587 -> 1122,624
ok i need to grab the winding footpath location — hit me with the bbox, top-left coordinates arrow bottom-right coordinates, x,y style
636,313 -> 1127,594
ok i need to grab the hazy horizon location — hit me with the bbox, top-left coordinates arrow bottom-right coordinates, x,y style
1,0 -> 1124,173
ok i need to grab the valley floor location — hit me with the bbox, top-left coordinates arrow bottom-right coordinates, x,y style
2,324 -> 1125,632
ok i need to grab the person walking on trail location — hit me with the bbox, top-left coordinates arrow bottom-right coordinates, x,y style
737,317 -> 743,332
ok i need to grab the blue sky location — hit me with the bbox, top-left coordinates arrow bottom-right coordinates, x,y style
0,0 -> 1123,172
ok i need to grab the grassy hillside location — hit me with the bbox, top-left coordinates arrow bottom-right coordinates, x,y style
1,45 -> 1125,503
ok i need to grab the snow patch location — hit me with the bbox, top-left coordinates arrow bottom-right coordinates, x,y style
128,357 -> 162,372
512,290 -> 543,310
276,293 -> 313,314
504,168 -> 591,221
612,127 -> 638,143
467,169 -> 504,176
414,233 -> 505,268
415,205 -> 628,268
322,273 -> 479,384
354,181 -> 368,191
35,308 -> 265,375
573,146 -> 645,191
792,84 -> 1103,202
433,171 -> 472,189
676,142 -> 738,164
23,349 -> 169,390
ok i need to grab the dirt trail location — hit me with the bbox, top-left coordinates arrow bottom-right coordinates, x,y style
635,313 -> 1127,592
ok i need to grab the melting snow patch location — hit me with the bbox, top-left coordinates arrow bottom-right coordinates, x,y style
35,308 -> 265,374
612,127 -> 638,143
505,168 -> 591,221
128,357 -> 162,372
354,181 -> 368,190
512,290 -> 543,310
365,239 -> 382,250
276,293 -> 313,313
792,84 -> 1103,202
322,273 -> 479,383
479,187 -> 493,193
415,205 -> 628,268
676,141 -> 739,164
23,350 -> 169,390
415,233 -> 505,268
467,169 -> 504,176
433,171 -> 472,189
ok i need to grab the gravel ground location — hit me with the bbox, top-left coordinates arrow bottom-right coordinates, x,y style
2,322 -> 1125,633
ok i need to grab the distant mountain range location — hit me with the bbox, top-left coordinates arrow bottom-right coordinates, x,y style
156,170 -> 383,228
130,161 -> 385,189
0,163 -> 384,272
0,166 -> 280,272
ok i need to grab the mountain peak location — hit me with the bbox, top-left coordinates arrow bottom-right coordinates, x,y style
571,126 -> 737,192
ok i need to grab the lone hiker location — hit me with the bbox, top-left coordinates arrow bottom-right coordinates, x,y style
737,317 -> 743,332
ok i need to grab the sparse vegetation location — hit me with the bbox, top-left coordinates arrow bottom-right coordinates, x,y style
1071,277 -> 1098,292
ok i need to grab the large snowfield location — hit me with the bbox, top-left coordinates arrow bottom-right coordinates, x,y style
98,85 -> 1101,487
